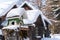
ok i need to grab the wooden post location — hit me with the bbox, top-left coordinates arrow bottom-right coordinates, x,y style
49,24 -> 54,34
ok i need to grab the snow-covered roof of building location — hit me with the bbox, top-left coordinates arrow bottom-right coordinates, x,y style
1,20 -> 8,27
19,1 -> 37,10
23,10 -> 52,25
2,25 -> 19,30
6,8 -> 25,18
0,1 -> 17,17
23,10 -> 40,24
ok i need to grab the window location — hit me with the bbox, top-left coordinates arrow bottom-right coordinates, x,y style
23,13 -> 27,19
11,22 -> 15,25
9,20 -> 16,25
35,27 -> 38,36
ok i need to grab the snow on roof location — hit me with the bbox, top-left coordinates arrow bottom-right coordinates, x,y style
19,1 -> 37,10
1,20 -> 8,27
23,10 -> 52,25
23,10 -> 40,24
0,1 -> 17,17
2,25 -> 19,30
6,8 -> 25,18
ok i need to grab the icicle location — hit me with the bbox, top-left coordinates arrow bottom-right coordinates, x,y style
41,14 -> 47,30
45,27 -> 47,30
43,34 -> 45,38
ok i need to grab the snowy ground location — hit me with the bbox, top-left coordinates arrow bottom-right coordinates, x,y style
41,34 -> 60,40
23,37 -> 30,40
23,34 -> 60,40
41,38 -> 60,40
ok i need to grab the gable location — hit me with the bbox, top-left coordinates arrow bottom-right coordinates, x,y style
0,5 -> 17,25
23,10 -> 52,25
12,5 -> 17,9
19,1 -> 36,10
0,1 -> 17,17
22,3 -> 32,10
35,15 -> 44,26
0,1 -> 18,28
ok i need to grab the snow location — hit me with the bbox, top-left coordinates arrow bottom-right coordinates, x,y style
21,26 -> 28,28
0,29 -> 3,35
23,37 -> 30,40
23,19 -> 33,24
6,8 -> 25,18
1,20 -> 8,27
41,15 -> 47,29
42,14 -> 52,25
19,1 -> 37,10
26,10 -> 40,21
36,36 -> 41,38
53,7 -> 60,12
2,25 -> 19,30
23,10 -> 40,24
51,34 -> 60,39
41,38 -> 60,40
54,13 -> 60,18
41,14 -> 52,29
41,34 -> 60,40
23,10 -> 52,25
50,19 -> 60,22
0,1 -> 17,17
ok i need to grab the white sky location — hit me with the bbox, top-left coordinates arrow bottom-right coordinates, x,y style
42,0 -> 47,5
0,0 -> 17,3
0,0 -> 46,6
